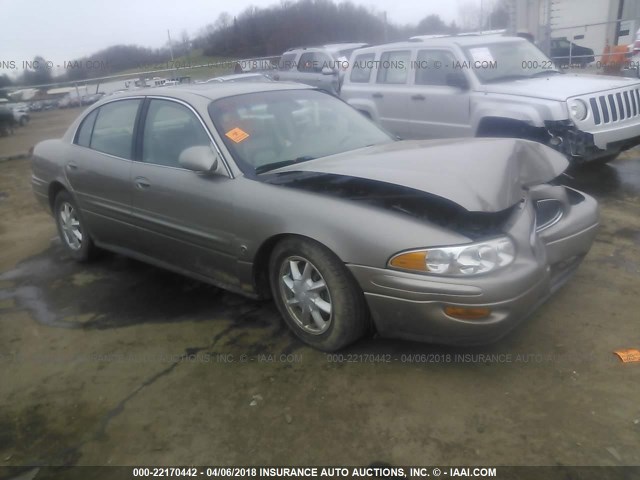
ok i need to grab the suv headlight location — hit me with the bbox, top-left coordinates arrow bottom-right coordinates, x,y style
569,99 -> 588,121
389,237 -> 516,276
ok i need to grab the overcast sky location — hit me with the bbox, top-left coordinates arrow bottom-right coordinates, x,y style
0,0 -> 476,75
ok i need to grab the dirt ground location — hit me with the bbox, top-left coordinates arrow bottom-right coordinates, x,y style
0,111 -> 639,472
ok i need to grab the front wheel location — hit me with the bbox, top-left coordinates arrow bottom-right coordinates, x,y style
586,153 -> 619,166
269,237 -> 368,351
54,190 -> 97,262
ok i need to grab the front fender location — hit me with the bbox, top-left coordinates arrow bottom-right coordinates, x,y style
471,94 -> 569,133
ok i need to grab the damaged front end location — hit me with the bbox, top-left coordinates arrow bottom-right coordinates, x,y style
265,172 -> 518,239
545,119 -> 640,162
261,137 -> 599,345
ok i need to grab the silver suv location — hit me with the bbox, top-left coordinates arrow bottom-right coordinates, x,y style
274,43 -> 368,95
340,34 -> 640,164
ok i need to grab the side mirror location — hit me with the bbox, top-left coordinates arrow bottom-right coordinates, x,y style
179,145 -> 219,173
321,66 -> 335,75
446,72 -> 469,90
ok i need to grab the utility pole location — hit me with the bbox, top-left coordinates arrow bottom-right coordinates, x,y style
383,12 -> 388,42
167,29 -> 176,81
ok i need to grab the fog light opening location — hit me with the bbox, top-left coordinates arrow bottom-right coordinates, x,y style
549,135 -> 563,147
444,306 -> 491,320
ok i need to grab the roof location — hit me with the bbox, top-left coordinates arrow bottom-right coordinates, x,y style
286,42 -> 368,53
98,82 -> 312,103
354,34 -> 525,53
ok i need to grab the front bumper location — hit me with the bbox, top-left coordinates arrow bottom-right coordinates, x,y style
546,120 -> 640,162
347,189 -> 599,345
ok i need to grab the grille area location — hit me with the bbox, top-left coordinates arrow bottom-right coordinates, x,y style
588,88 -> 640,125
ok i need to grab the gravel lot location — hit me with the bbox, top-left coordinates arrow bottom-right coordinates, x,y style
0,108 -> 639,471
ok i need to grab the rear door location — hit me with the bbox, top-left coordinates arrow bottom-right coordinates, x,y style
407,49 -> 472,139
129,97 -> 238,286
66,98 -> 142,247
371,49 -> 413,139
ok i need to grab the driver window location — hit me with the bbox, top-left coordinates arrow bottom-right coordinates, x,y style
142,100 -> 211,168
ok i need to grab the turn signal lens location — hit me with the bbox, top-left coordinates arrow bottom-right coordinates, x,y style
444,306 -> 491,320
389,251 -> 428,271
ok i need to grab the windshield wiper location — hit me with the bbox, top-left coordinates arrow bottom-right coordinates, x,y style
255,156 -> 316,174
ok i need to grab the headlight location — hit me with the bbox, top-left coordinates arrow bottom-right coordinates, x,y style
569,99 -> 588,121
389,237 -> 516,276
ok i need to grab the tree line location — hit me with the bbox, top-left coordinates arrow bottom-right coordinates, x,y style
3,0 -> 509,89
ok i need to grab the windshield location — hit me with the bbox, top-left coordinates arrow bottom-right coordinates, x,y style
463,40 -> 560,83
208,89 -> 393,175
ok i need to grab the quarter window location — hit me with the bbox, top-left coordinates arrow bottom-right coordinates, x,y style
75,109 -> 98,147
90,100 -> 141,159
376,51 -> 411,84
350,53 -> 375,83
142,99 -> 211,168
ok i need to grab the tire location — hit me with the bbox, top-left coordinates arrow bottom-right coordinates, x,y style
586,153 -> 619,166
269,237 -> 368,351
19,116 -> 28,126
53,190 -> 97,262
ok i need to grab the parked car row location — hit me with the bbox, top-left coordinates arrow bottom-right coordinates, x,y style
0,102 -> 30,134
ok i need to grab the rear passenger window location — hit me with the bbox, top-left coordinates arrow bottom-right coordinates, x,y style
376,51 -> 411,84
75,109 -> 98,147
142,99 -> 211,168
296,52 -> 332,73
415,50 -> 457,86
350,53 -> 375,83
278,52 -> 297,70
90,100 -> 141,159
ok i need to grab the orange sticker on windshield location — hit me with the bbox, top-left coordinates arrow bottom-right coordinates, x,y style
225,127 -> 249,143
613,349 -> 640,363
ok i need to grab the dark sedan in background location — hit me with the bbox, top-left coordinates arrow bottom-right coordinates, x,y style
550,37 -> 595,67
31,84 -> 599,350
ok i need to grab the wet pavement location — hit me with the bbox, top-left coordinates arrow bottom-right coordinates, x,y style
1,151 -> 640,471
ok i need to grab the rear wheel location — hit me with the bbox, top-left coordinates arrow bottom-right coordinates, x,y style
269,237 -> 368,351
53,191 -> 97,262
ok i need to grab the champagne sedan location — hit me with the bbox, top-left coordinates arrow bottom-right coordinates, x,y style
31,83 -> 599,351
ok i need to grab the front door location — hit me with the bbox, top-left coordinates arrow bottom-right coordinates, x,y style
130,98 -> 238,287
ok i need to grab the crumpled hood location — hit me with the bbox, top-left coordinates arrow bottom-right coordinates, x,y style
272,138 -> 568,212
481,74 -> 640,101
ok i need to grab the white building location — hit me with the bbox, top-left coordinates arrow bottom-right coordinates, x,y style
510,0 -> 640,57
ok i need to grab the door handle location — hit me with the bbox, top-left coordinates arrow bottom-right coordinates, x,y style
411,94 -> 426,101
66,162 -> 78,170
135,177 -> 151,189
372,93 -> 383,99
